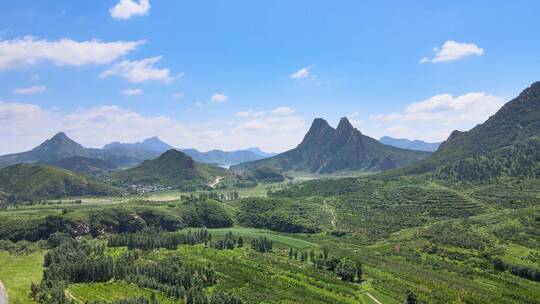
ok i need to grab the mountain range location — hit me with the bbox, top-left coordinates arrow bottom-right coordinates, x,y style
379,136 -> 441,152
0,133 -> 275,169
233,117 -> 432,174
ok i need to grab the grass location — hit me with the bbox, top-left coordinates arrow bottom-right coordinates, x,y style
0,251 -> 45,304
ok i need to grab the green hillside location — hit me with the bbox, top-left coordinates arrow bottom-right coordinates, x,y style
50,156 -> 117,175
111,149 -> 230,189
233,117 -> 430,174
0,163 -> 121,202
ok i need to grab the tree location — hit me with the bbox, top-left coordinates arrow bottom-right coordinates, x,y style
237,236 -> 244,247
406,290 -> 417,304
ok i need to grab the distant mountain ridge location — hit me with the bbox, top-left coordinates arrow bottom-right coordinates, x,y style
233,117 -> 431,173
0,131 -> 276,170
379,136 -> 441,152
181,148 -> 269,166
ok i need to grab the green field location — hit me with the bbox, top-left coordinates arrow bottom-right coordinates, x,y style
0,251 -> 44,304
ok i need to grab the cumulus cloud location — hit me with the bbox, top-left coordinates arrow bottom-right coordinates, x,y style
13,85 -> 47,95
110,0 -> 151,20
122,88 -> 143,96
211,93 -> 228,103
0,36 -> 142,70
366,92 -> 505,141
420,40 -> 484,63
100,56 -> 172,83
271,106 -> 295,115
290,67 -> 310,79
0,102 -> 307,154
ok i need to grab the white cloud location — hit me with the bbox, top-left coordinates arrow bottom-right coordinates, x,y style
13,85 -> 47,95
172,92 -> 184,99
110,0 -> 151,20
211,93 -> 228,103
290,67 -> 310,79
235,110 -> 253,118
271,106 -> 295,115
122,88 -> 143,96
195,101 -> 203,108
420,40 -> 484,63
0,101 -> 307,154
0,36 -> 142,70
100,56 -> 172,83
366,92 -> 505,142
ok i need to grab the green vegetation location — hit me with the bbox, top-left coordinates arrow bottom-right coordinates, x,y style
0,250 -> 44,304
241,166 -> 286,183
0,164 -> 121,203
110,150 -> 230,190
50,156 -> 117,175
236,197 -> 332,233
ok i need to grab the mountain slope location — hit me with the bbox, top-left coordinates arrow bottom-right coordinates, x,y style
102,136 -> 172,161
111,149 -> 229,189
405,81 -> 540,177
0,132 -> 92,165
380,136 -> 441,152
182,148 -> 269,166
233,117 -> 431,173
50,156 -> 117,175
0,164 -> 121,202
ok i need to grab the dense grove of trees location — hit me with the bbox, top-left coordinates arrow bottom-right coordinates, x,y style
30,237 -> 243,304
250,236 -> 272,253
108,229 -> 210,250
492,257 -> 540,282
288,246 -> 362,282
0,200 -> 233,242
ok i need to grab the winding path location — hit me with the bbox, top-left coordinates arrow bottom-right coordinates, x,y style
366,292 -> 383,304
323,199 -> 337,229
208,176 -> 224,188
0,280 -> 8,304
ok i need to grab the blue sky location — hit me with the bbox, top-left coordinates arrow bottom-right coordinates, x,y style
1,0 -> 539,154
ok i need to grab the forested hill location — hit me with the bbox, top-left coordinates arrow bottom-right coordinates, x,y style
396,81 -> 540,182
110,149 -> 229,188
233,117 -> 431,174
0,163 -> 121,202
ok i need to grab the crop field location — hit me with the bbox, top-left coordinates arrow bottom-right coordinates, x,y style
68,282 -> 177,304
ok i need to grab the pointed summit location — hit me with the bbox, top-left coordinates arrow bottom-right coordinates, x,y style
309,118 -> 331,131
51,131 -> 69,140
336,117 -> 354,132
233,116 -> 431,174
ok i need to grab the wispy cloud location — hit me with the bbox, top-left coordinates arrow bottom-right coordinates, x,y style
122,88 -> 143,96
211,93 -> 228,103
110,0 -> 151,20
271,106 -> 295,115
100,56 -> 172,83
172,92 -> 184,99
0,36 -> 142,70
290,67 -> 310,79
13,85 -> 47,95
420,40 -> 484,63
